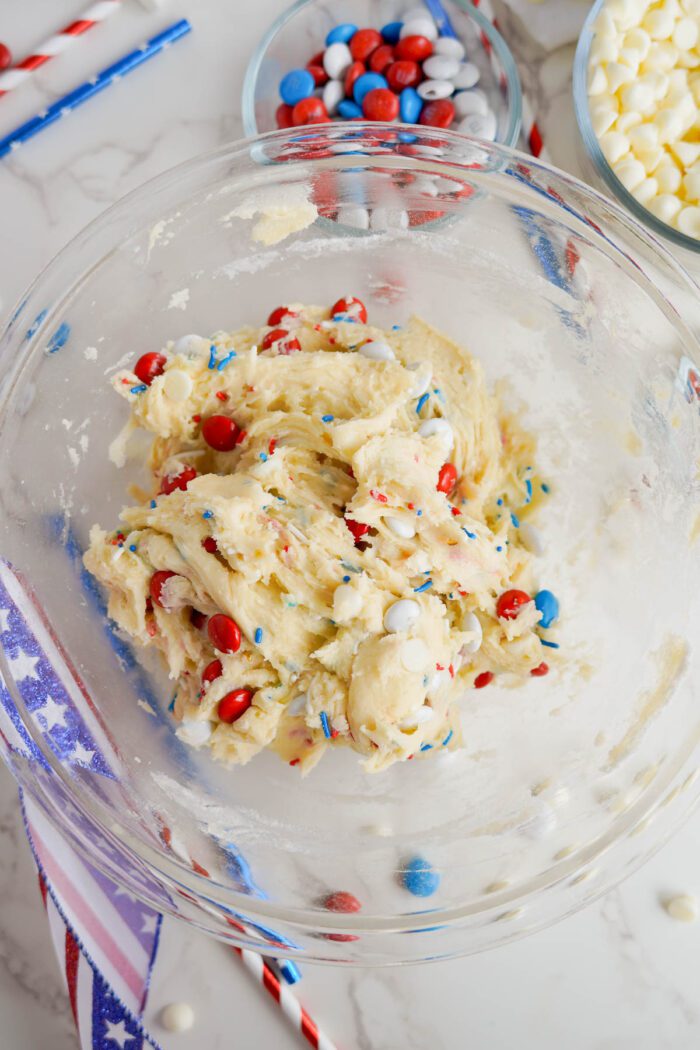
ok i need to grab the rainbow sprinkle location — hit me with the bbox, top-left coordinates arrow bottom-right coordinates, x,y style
254,627 -> 263,644
320,711 -> 331,738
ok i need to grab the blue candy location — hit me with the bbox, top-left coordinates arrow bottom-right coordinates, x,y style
381,20 -> 403,43
353,71 -> 388,106
535,589 -> 559,629
279,68 -> 315,106
401,856 -> 441,897
338,99 -> 363,119
326,22 -> 358,45
400,86 -> 423,123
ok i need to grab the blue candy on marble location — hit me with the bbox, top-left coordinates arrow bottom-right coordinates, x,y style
401,856 -> 441,897
535,589 -> 559,629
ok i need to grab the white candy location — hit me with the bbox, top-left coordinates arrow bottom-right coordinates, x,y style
323,42 -> 352,79
606,61 -> 636,92
176,720 -> 212,747
591,105 -> 618,136
418,417 -> 454,451
645,70 -> 670,98
287,692 -> 309,717
384,598 -> 421,634
676,204 -> 700,235
386,516 -> 416,539
163,368 -> 193,401
433,36 -> 465,59
588,65 -> 608,94
616,110 -> 643,132
422,55 -> 460,80
161,1002 -> 195,1033
359,339 -> 395,361
618,46 -> 642,71
399,704 -> 435,729
653,106 -> 685,143
323,78 -> 345,115
461,611 -> 483,655
174,334 -> 209,357
642,6 -> 675,38
642,40 -> 679,71
637,145 -> 664,173
519,522 -> 544,555
337,205 -> 370,230
417,79 -> 454,101
655,159 -> 682,192
648,192 -> 682,221
671,140 -> 700,167
613,155 -> 646,190
590,37 -> 620,63
400,16 -> 438,40
401,638 -> 431,672
407,362 -> 432,397
624,26 -> 651,58
674,15 -> 699,48
600,130 -> 631,164
457,111 -> 497,141
594,7 -> 618,35
628,122 -> 659,152
663,894 -> 699,922
619,79 -> 654,111
632,175 -> 659,204
333,582 -> 363,622
453,61 -> 480,89
683,163 -> 700,199
454,89 -> 489,117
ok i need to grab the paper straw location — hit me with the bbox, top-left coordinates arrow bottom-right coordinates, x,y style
423,0 -> 459,38
0,19 -> 192,160
0,1 -> 123,99
233,947 -> 338,1050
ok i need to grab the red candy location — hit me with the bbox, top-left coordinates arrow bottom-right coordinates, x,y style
134,352 -> 166,386
306,62 -> 328,86
160,466 -> 197,495
292,96 -> 328,126
201,537 -> 218,554
419,99 -> 455,128
261,327 -> 301,354
190,609 -> 207,630
386,59 -> 421,91
276,103 -> 295,129
202,658 -> 223,685
208,613 -> 242,654
437,462 -> 457,494
362,87 -> 399,121
344,60 -> 365,97
474,671 -> 494,689
530,662 -> 549,677
0,43 -> 12,71
322,890 -> 361,941
496,589 -> 531,620
202,415 -> 240,452
350,27 -> 382,62
395,34 -> 433,61
267,305 -> 298,326
346,518 -> 370,543
149,570 -> 177,609
218,688 -> 253,724
369,44 -> 395,73
331,296 -> 367,322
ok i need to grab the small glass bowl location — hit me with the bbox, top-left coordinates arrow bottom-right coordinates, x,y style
242,0 -> 522,147
573,0 -> 700,266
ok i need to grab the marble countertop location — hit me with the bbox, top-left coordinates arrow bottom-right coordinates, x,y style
2,1 -> 700,1047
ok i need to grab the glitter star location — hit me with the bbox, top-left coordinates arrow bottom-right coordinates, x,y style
71,740 -> 95,766
8,650 -> 39,681
35,695 -> 67,731
140,913 -> 158,935
103,1018 -> 135,1048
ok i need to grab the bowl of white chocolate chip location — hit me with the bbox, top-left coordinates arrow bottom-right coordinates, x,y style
0,124 -> 699,963
575,0 -> 700,257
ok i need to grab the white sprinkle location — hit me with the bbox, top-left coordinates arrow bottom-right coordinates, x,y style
176,720 -> 212,747
160,1002 -> 195,1033
383,598 -> 421,633
401,638 -> 431,672
418,417 -> 454,451
664,894 -> 699,923
519,522 -> 544,556
399,704 -> 435,729
461,611 -> 483,655
333,582 -> 363,622
359,340 -> 395,361
163,369 -> 193,401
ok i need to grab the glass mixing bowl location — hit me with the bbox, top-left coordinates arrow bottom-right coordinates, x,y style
242,0 -> 522,147
0,125 -> 699,964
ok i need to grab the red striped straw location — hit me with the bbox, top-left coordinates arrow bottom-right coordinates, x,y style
0,0 -> 122,99
233,947 -> 338,1050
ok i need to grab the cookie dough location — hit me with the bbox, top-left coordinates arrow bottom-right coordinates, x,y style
85,299 -> 554,773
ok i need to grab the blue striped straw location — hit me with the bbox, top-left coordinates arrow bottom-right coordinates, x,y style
0,19 -> 192,160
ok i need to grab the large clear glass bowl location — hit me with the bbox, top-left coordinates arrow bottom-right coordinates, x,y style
242,0 -> 522,147
0,125 -> 699,964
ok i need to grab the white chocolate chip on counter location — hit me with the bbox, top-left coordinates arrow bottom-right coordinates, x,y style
383,598 -> 421,634
663,893 -> 699,922
160,1002 -> 195,1033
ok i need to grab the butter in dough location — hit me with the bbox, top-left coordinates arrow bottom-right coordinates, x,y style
85,304 -> 554,773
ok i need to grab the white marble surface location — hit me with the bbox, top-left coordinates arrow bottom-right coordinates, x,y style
2,1 -> 700,1048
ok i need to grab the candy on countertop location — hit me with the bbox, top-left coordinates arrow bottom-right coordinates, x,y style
279,68 -> 315,106
453,61 -> 480,89
381,21 -> 404,44
400,855 -> 441,897
418,78 -> 454,101
534,589 -> 559,628
323,40 -> 353,79
458,109 -> 497,140
363,86 -> 400,120
325,23 -> 357,46
400,85 -> 423,123
419,98 -> 456,127
338,98 -> 363,119
353,70 -> 389,105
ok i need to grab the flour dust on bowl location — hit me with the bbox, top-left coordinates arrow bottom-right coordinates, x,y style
0,125 -> 698,964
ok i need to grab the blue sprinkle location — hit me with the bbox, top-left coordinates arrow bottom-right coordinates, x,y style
422,675 -> 429,687
413,579 -> 433,593
259,452 -> 268,462
279,68 -> 315,106
420,743 -> 433,752
320,711 -> 332,739
47,321 -> 71,354
401,856 -> 440,898
391,324 -> 402,330
416,392 -> 430,414
321,414 -> 334,423
462,528 -> 476,540
343,575 -> 351,583
25,308 -> 48,340
541,482 -> 550,493
332,311 -> 359,323
416,509 -> 423,517
496,545 -> 503,552
540,639 -> 560,649
442,729 -> 454,747
202,510 -> 213,519
535,589 -> 559,629
128,544 -> 137,553
496,498 -> 504,506
149,500 -> 157,509
129,384 -> 148,394
326,22 -> 357,45
381,20 -> 403,43
341,561 -> 361,574
525,478 -> 533,503
208,344 -> 217,369
511,512 -> 520,528
168,694 -> 177,713
279,960 -> 302,985
254,627 -> 263,644
216,350 -> 237,371
433,388 -> 445,403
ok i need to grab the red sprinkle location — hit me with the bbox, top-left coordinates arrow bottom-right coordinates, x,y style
419,99 -> 456,128
362,87 -> 399,122
496,589 -> 531,621
386,59 -> 421,91
235,428 -> 247,446
215,391 -> 229,402
370,489 -> 388,503
344,60 -> 366,97
531,662 -> 549,677
202,415 -> 240,452
202,659 -> 223,685
207,613 -> 242,654
218,688 -> 253,724
191,859 -> 210,877
369,44 -> 395,73
268,437 -> 277,455
395,34 -> 433,61
149,570 -> 177,609
407,501 -> 415,510
330,296 -> 367,323
202,537 -> 218,554
146,620 -> 157,638
437,462 -> 458,494
448,664 -> 455,678
450,507 -> 461,516
474,671 -> 494,689
190,609 -> 207,630
160,466 -> 197,495
436,663 -> 445,671
346,518 -> 370,543
192,414 -> 201,423
134,352 -> 167,386
350,27 -> 382,61
289,758 -> 300,766
330,728 -> 340,739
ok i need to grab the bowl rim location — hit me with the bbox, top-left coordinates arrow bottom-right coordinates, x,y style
2,124 -> 700,948
241,0 -> 523,148
573,0 -> 700,256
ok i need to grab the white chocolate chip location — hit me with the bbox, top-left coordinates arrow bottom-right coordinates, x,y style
163,368 -> 193,402
642,7 -> 675,39
628,122 -> 659,152
613,155 -> 646,190
676,204 -> 700,236
637,146 -> 665,173
673,16 -> 698,49
399,704 -> 436,729
384,598 -> 421,634
619,79 -> 655,112
359,340 -> 395,361
648,192 -> 682,222
333,583 -> 363,623
287,692 -> 309,717
655,159 -> 682,192
174,334 -> 209,357
161,1002 -> 195,1033
616,110 -> 643,132
642,40 -> 679,71
588,65 -> 608,94
461,611 -> 483,655
386,516 -> 416,539
607,61 -> 637,92
663,893 -> 698,922
624,26 -> 651,57
176,720 -> 212,747
519,522 -> 544,555
418,417 -> 454,452
407,362 -> 432,398
600,130 -> 631,164
591,105 -> 619,137
590,37 -> 620,63
672,141 -> 700,168
632,176 -> 659,204
594,7 -> 618,35
400,638 -> 431,672
427,669 -> 447,696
